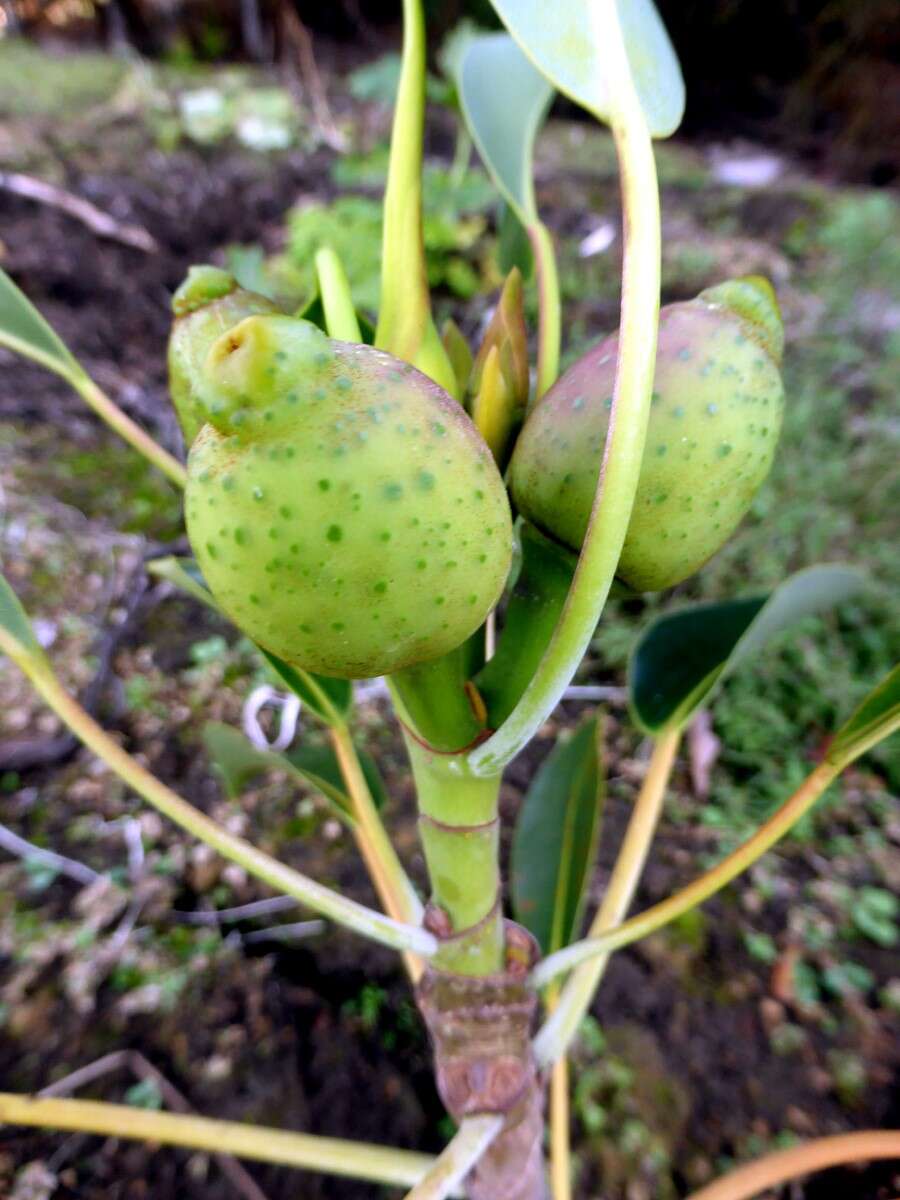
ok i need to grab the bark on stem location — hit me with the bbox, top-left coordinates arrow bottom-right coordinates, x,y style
416,927 -> 547,1200
404,737 -> 548,1199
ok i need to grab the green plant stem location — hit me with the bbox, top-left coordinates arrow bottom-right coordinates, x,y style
402,1115 -> 504,1200
329,721 -> 426,982
549,1054 -> 572,1200
0,1094 -> 449,1191
468,0 -> 660,777
375,0 -> 426,357
545,980 -> 573,1200
534,729 -> 679,1067
531,757 -> 842,990
450,125 -> 473,188
71,373 -> 186,488
529,220 -> 561,401
1,634 -> 436,960
314,247 -> 362,343
403,733 -> 504,975
684,1130 -> 900,1200
389,650 -> 484,751
374,0 -> 456,395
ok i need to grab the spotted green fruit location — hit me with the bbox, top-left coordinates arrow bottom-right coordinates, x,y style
509,277 -> 785,592
185,314 -> 513,678
168,265 -> 280,445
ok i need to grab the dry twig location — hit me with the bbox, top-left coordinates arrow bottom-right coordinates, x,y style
0,171 -> 157,252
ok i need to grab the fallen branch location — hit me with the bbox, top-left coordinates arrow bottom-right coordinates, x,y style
0,171 -> 157,253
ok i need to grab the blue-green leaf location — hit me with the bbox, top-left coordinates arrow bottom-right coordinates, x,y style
489,0 -> 684,138
629,565 -> 866,734
511,715 -> 603,954
456,32 -> 553,226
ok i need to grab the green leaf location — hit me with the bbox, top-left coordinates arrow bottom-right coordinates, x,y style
828,664 -> 900,770
511,716 -> 603,955
489,0 -> 685,138
629,565 -> 865,734
203,721 -> 385,821
260,653 -> 353,724
295,287 -> 376,346
475,521 -> 576,729
456,32 -> 553,226
0,572 -> 46,665
147,556 -> 216,610
497,201 -> 534,277
148,557 -> 353,723
0,266 -> 82,379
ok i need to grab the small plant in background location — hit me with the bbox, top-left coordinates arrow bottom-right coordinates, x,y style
0,3 -> 898,1200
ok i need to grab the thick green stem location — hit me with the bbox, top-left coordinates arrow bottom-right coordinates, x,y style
404,734 -> 504,975
390,645 -> 485,752
375,0 -> 456,396
468,0 -> 661,777
474,522 -> 576,729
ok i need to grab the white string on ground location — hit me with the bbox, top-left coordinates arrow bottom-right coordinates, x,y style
242,685 -> 302,751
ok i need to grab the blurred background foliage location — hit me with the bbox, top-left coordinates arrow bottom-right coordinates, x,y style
2,0 -> 898,184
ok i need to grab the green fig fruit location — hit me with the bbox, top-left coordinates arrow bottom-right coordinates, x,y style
168,265 -> 280,446
508,277 -> 785,592
184,313 -> 513,678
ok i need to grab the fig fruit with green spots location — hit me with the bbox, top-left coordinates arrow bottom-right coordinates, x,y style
168,265 -> 280,446
183,312 -> 513,678
509,277 -> 785,592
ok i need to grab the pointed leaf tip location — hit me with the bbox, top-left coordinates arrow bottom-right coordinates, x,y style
629,565 -> 866,733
